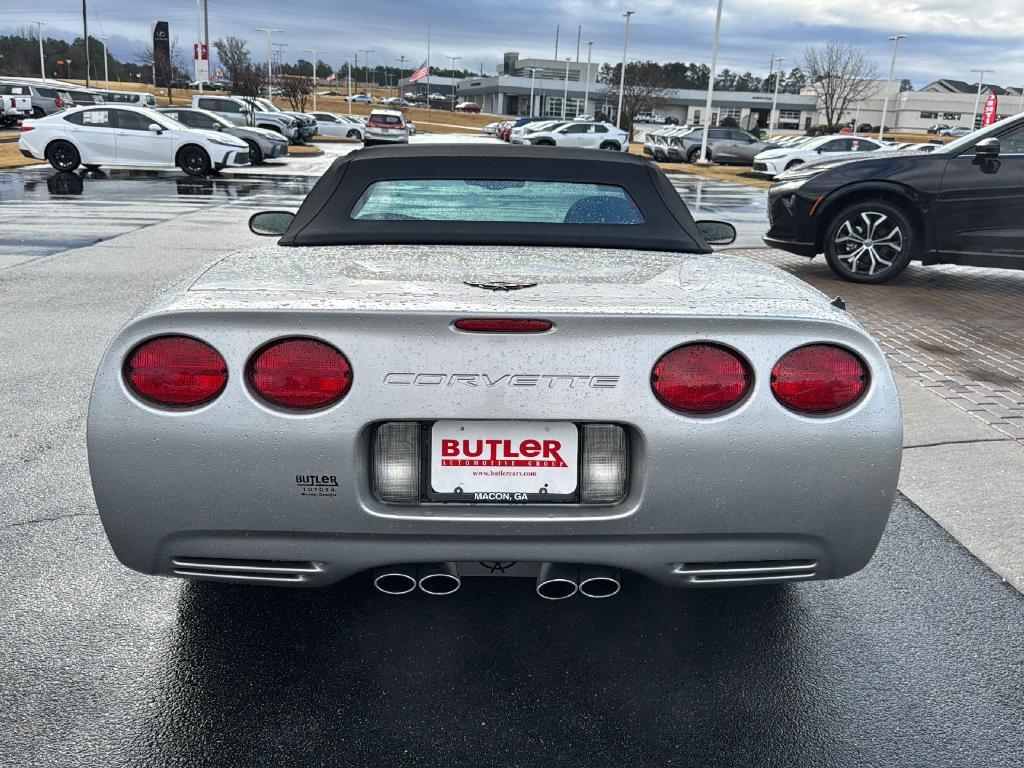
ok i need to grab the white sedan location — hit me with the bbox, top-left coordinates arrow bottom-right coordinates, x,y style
18,104 -> 250,176
752,135 -> 887,177
310,111 -> 366,140
524,121 -> 629,151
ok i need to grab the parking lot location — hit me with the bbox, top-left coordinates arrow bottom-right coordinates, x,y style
3,137 -> 1024,767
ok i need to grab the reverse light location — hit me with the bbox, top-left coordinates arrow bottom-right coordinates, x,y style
651,343 -> 752,414
125,336 -> 228,407
454,318 -> 552,333
579,424 -> 628,504
372,422 -> 422,504
248,338 -> 352,409
771,344 -> 868,414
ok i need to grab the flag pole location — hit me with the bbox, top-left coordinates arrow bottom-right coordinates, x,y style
426,25 -> 431,104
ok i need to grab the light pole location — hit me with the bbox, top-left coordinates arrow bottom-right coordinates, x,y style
768,56 -> 786,130
305,48 -> 318,110
970,68 -> 993,128
359,49 -> 374,91
82,0 -> 90,87
583,41 -> 593,118
878,34 -> 906,140
561,57 -> 570,119
616,10 -> 634,128
697,0 -> 724,165
31,20 -> 45,81
348,57 -> 354,114
449,55 -> 461,110
256,28 -> 283,99
98,35 -> 110,89
273,42 -> 288,100
397,55 -> 406,96
195,0 -> 204,92
528,67 -> 538,116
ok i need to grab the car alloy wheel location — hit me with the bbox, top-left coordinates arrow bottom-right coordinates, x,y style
178,146 -> 211,177
245,140 -> 263,164
347,129 -> 360,139
46,141 -> 80,172
824,201 -> 914,283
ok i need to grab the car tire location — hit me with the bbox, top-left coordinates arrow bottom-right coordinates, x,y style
177,145 -> 211,177
687,146 -> 710,163
347,129 -> 361,139
534,139 -> 556,146
599,141 -> 621,151
823,200 -> 916,283
245,140 -> 263,165
33,107 -> 45,119
785,159 -> 804,171
45,141 -> 80,172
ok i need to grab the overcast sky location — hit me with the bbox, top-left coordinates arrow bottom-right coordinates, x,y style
3,0 -> 1024,88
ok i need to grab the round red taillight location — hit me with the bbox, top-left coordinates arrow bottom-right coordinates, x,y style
771,344 -> 868,414
125,336 -> 228,407
651,343 -> 752,414
248,338 -> 352,409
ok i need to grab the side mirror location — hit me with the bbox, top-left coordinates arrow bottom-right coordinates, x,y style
696,220 -> 737,246
147,123 -> 163,134
248,210 -> 295,237
975,137 -> 1000,158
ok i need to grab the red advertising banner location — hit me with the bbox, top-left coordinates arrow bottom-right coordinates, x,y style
982,92 -> 998,127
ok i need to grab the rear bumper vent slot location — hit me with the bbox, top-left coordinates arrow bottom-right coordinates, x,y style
171,557 -> 322,583
673,559 -> 817,585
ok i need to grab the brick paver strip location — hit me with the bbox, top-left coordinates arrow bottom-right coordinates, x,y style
730,248 -> 1024,441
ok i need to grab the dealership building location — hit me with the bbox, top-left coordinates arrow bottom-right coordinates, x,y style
816,79 -> 1024,133
400,51 -> 818,129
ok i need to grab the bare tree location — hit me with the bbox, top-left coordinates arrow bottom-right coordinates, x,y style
804,42 -> 878,129
214,36 -> 251,86
134,36 -> 188,104
600,60 -> 669,135
232,65 -> 266,98
279,74 -> 311,112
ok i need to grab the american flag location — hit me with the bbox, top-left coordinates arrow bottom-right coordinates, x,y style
326,73 -> 336,82
408,61 -> 429,83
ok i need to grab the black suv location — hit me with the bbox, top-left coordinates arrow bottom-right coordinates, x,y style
764,116 -> 1024,283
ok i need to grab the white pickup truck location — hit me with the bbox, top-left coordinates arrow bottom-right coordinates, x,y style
0,85 -> 33,127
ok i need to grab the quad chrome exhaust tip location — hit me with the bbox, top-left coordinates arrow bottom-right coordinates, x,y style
373,565 -> 418,595
536,562 -> 579,600
578,566 -> 621,598
418,562 -> 461,596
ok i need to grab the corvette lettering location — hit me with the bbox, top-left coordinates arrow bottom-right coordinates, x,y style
383,373 -> 619,388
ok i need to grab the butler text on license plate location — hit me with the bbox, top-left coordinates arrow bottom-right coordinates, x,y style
430,421 -> 579,501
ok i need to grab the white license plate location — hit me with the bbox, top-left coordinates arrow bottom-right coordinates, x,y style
430,421 -> 579,500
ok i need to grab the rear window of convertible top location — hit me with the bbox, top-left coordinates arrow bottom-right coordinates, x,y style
349,179 -> 645,224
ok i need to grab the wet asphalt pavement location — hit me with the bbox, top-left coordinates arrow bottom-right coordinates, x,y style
2,151 -> 1023,767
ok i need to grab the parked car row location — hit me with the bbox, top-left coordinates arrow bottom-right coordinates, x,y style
489,116 -> 628,151
643,125 -> 778,165
18,104 -> 252,177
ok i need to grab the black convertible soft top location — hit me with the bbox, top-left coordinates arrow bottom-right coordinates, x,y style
278,144 -> 710,253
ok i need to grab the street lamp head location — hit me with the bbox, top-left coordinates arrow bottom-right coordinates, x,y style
889,34 -> 907,41
624,10 -> 635,17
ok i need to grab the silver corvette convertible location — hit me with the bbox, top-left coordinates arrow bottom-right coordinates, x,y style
88,145 -> 902,599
